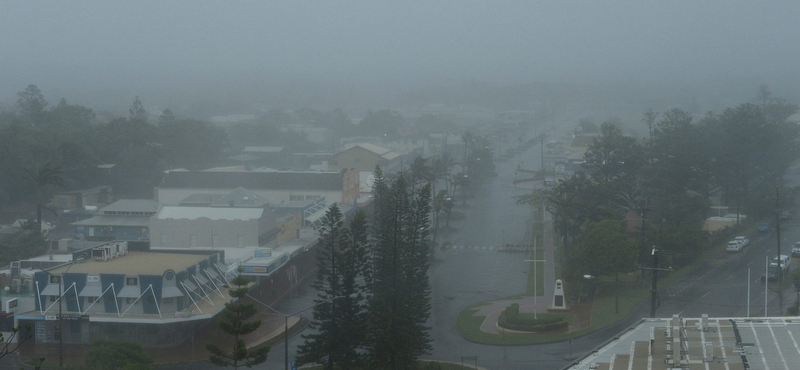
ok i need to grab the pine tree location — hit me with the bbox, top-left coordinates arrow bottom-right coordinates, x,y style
206,270 -> 269,370
297,203 -> 367,369
367,169 -> 433,370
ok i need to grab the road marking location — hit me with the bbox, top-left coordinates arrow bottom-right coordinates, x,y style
701,291 -> 711,298
727,274 -> 735,280
748,261 -> 754,265
750,322 -> 770,370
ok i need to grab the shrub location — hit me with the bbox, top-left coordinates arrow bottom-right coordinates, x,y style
498,303 -> 569,333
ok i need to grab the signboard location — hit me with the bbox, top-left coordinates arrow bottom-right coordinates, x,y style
291,361 -> 297,370
3,298 -> 17,313
254,248 -> 272,259
87,275 -> 100,283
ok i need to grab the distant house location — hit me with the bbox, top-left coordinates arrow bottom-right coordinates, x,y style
52,186 -> 113,210
156,169 -> 359,206
70,199 -> 159,241
329,143 -> 401,172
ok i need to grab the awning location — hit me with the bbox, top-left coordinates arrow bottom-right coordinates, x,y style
205,268 -> 220,278
117,286 -> 141,298
40,283 -> 62,296
79,285 -> 103,297
193,274 -> 209,285
161,286 -> 184,298
181,280 -> 198,291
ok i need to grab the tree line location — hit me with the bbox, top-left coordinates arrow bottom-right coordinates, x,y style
521,87 -> 799,285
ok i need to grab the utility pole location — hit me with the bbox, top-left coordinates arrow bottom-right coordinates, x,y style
777,186 -> 783,284
640,247 -> 672,318
650,248 -> 658,318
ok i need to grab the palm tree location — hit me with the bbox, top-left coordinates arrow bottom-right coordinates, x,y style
23,160 -> 66,234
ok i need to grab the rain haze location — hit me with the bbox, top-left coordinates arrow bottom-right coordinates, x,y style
3,2 -> 800,370
1,1 -> 798,111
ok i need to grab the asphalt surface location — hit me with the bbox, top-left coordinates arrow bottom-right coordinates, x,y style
657,217 -> 800,319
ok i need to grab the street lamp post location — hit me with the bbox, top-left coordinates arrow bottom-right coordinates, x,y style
246,294 -> 345,370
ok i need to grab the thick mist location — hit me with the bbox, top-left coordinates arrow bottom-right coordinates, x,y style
1,1 -> 798,112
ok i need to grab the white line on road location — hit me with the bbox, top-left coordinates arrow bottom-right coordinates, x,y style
727,274 -> 735,280
701,291 -> 711,298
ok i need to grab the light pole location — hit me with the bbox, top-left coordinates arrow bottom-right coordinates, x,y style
246,294 -> 345,370
524,236 -> 546,319
42,261 -> 78,367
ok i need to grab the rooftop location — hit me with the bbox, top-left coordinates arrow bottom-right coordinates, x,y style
100,199 -> 160,214
158,170 -> 346,191
47,251 -> 211,276
70,215 -> 151,227
155,206 -> 265,221
569,315 -> 800,370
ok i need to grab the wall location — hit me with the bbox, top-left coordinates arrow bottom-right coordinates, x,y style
150,217 -> 261,249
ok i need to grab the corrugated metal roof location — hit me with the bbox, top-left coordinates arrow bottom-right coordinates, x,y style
100,199 -> 160,213
156,206 -> 265,221
70,215 -> 150,227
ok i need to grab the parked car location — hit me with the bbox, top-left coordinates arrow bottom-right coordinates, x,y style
758,222 -> 771,232
734,236 -> 749,247
771,255 -> 791,273
762,265 -> 781,282
726,241 -> 743,252
792,242 -> 800,258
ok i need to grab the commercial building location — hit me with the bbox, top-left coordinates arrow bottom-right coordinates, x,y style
12,243 -> 232,346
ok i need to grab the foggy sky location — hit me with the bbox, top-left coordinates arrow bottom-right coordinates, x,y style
1,1 -> 798,110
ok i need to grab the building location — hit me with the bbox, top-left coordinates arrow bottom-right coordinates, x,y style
149,205 -> 279,250
52,186 -> 113,210
328,143 -> 401,172
568,314 -> 800,370
156,169 -> 359,206
11,244 -> 232,346
69,199 -> 159,241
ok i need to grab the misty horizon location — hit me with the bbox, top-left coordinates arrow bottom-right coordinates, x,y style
1,1 -> 798,115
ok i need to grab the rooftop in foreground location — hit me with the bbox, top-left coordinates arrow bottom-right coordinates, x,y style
568,315 -> 800,370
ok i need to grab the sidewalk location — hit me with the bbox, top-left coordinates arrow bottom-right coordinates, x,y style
148,312 -> 300,365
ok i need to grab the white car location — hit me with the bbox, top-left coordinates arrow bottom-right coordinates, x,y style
726,241 -> 743,252
734,236 -> 749,247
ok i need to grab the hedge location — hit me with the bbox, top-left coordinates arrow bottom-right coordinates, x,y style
498,303 -> 569,333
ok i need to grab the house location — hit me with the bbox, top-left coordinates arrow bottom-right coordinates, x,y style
155,169 -> 359,206
329,143 -> 401,172
52,186 -> 113,210
69,199 -> 159,241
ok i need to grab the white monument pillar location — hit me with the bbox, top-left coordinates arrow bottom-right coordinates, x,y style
551,279 -> 567,310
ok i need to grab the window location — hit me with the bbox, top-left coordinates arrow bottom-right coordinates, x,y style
190,234 -> 198,247
160,234 -> 167,246
289,195 -> 303,201
126,277 -> 138,285
126,298 -> 135,304
305,195 -> 320,200
50,276 -> 60,284
49,296 -> 57,302
163,297 -> 174,304
87,296 -> 98,303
